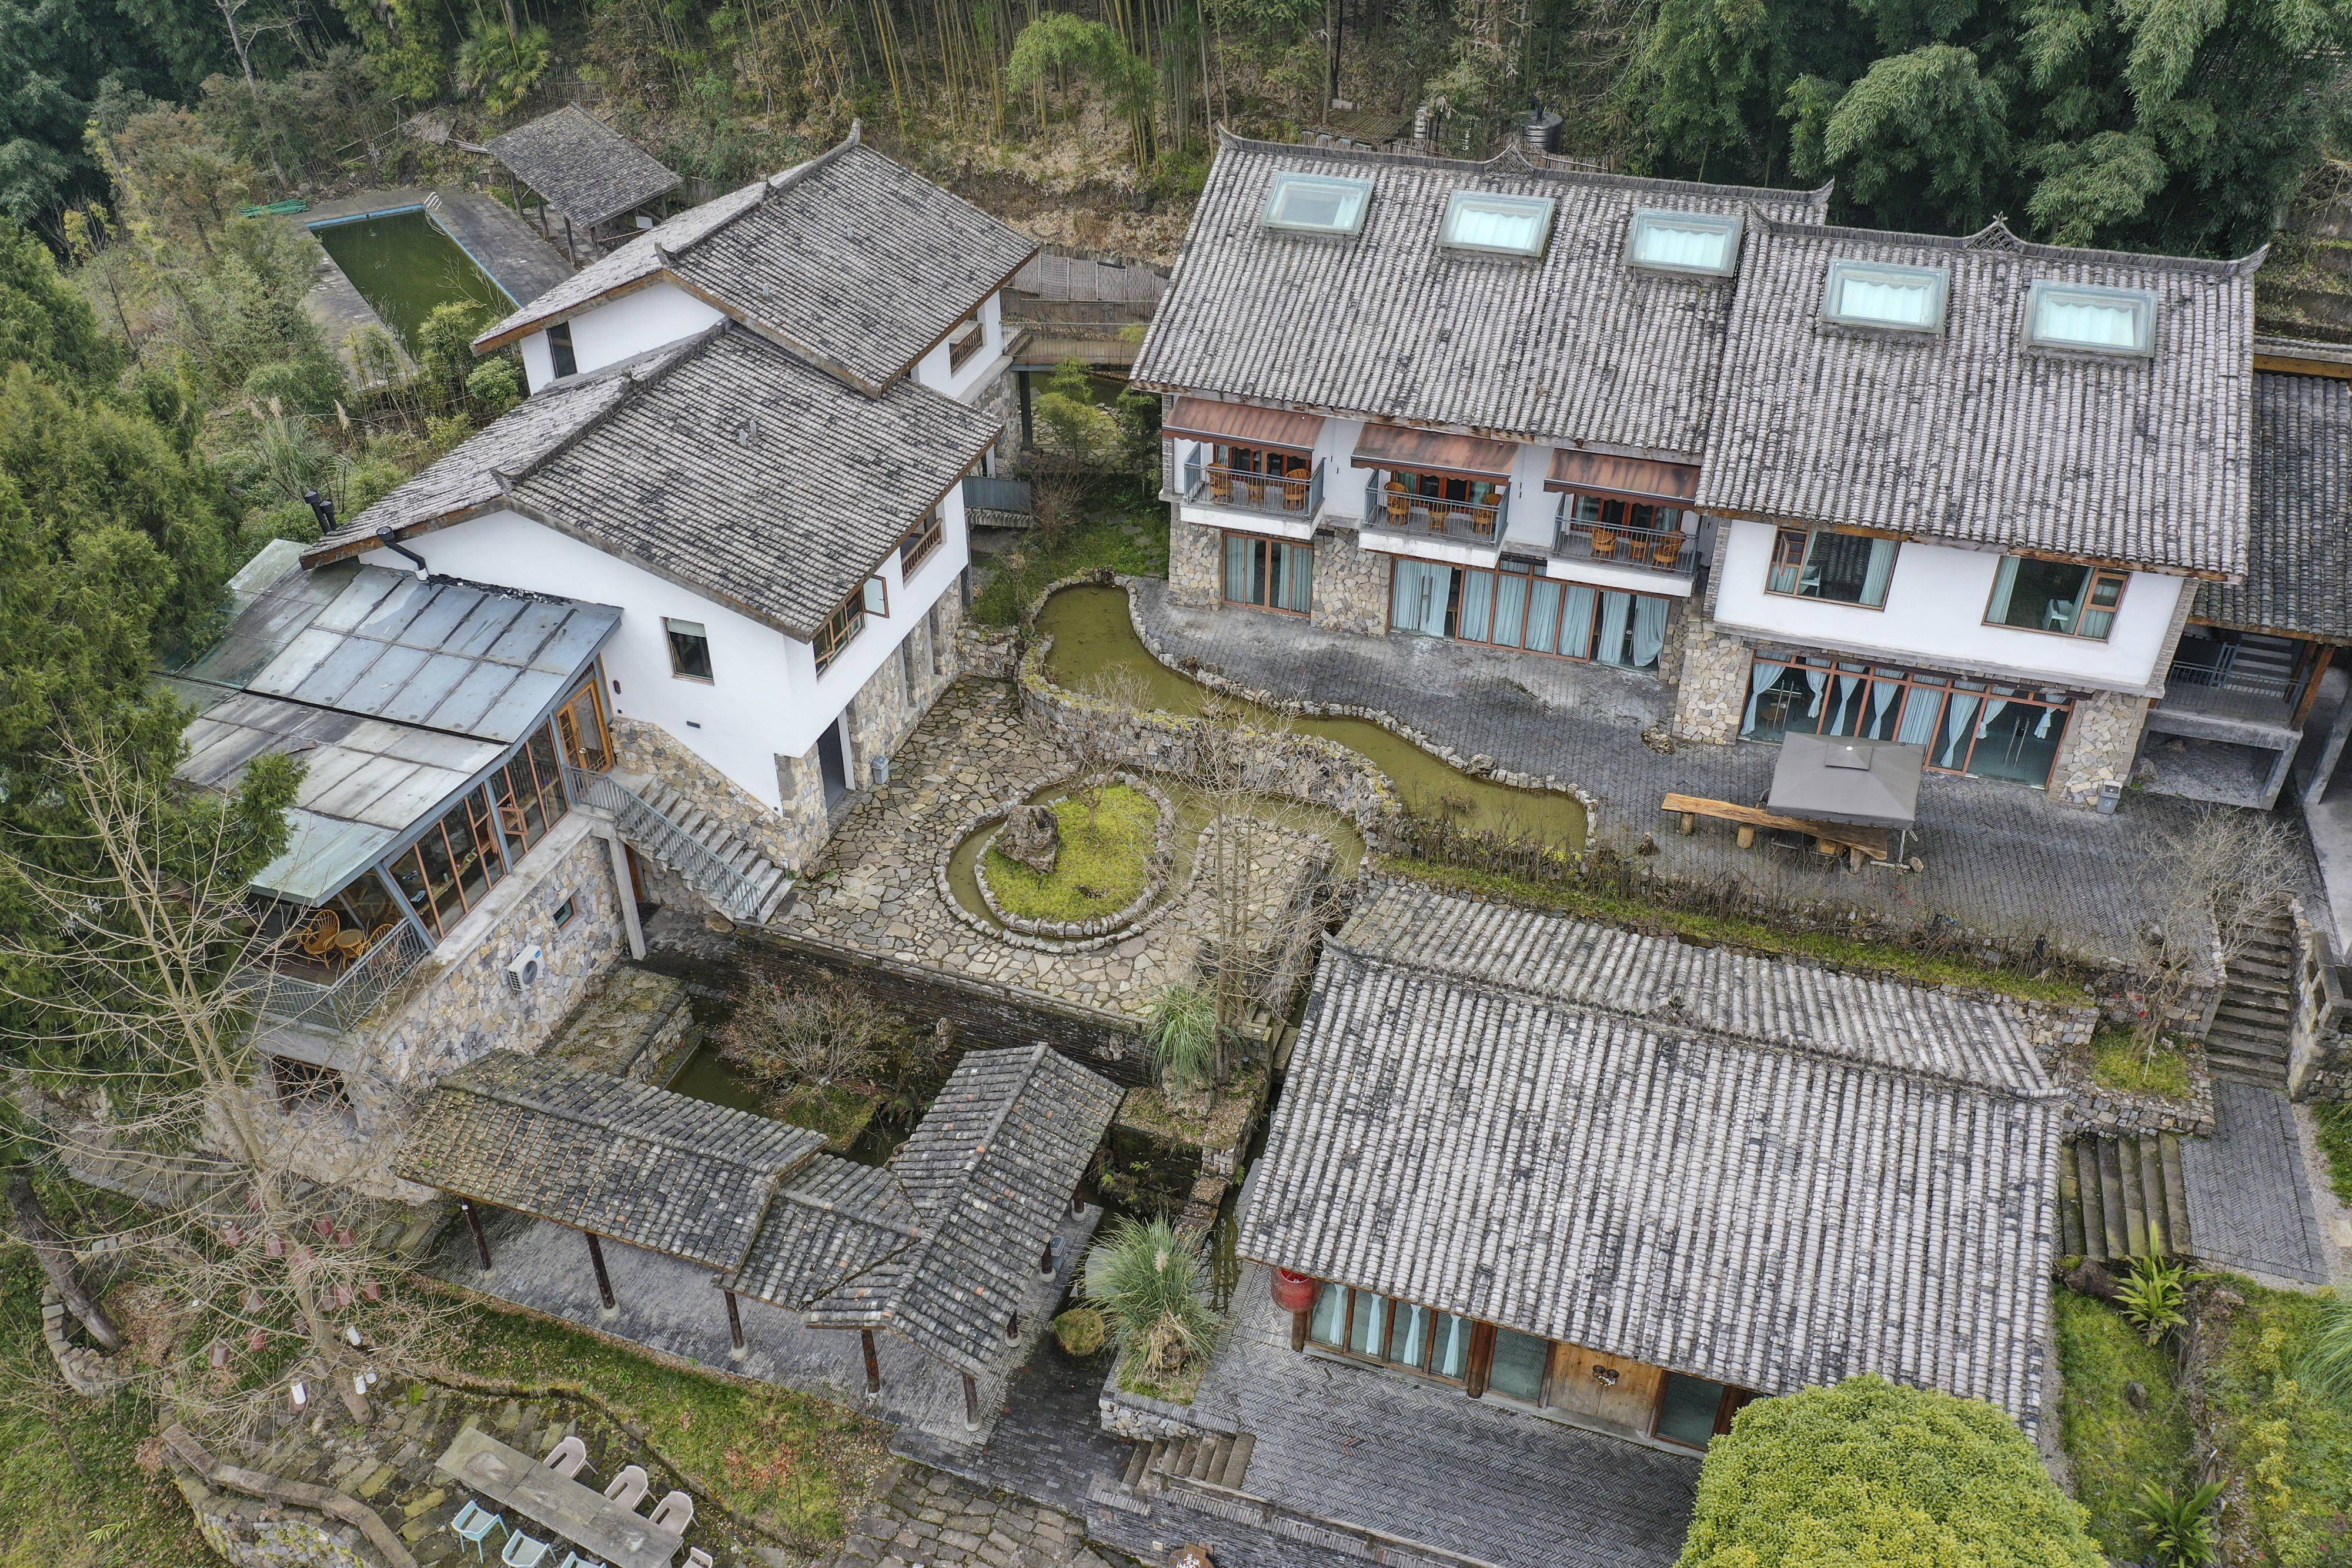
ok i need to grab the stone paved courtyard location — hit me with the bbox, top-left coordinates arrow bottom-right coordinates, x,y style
1127,579 -> 2223,969
823,1467 -> 1124,1568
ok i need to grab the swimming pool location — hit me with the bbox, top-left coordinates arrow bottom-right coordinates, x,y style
310,208 -> 515,349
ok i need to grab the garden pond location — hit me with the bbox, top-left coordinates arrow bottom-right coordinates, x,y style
311,208 -> 514,349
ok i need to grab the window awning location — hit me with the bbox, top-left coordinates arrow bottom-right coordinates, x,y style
1546,449 -> 1701,503
1164,396 -> 1323,452
1351,423 -> 1518,483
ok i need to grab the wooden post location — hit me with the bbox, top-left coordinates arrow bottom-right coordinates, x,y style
860,1329 -> 881,1395
1289,1308 -> 1309,1352
1038,1239 -> 1057,1276
585,1232 -> 616,1312
723,1290 -> 745,1356
962,1371 -> 980,1431
2294,644 -> 2337,728
1465,1322 -> 1498,1399
461,1199 -> 493,1273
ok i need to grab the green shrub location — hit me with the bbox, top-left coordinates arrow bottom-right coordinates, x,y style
1083,1215 -> 1221,1383
2202,1282 -> 2352,1565
466,356 -> 523,415
2297,1293 -> 2352,1403
2133,1480 -> 2224,1567
2313,1101 -> 2352,1205
241,353 -> 346,418
2052,1288 -> 2194,1555
1673,1376 -> 2102,1567
415,299 -> 496,393
2116,1256 -> 2201,1345
1053,1306 -> 1106,1358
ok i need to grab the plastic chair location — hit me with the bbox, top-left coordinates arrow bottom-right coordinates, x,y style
542,1433 -> 589,1479
602,1464 -> 650,1511
647,1490 -> 694,1532
501,1532 -> 554,1568
557,1555 -> 607,1568
449,1500 -> 502,1561
686,1552 -> 714,1568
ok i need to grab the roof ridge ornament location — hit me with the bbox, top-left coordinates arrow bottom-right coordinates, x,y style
1964,218 -> 2026,252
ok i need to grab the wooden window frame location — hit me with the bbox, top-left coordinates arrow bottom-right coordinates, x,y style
1763,526 -> 1898,610
946,314 -> 987,372
1309,1286 -> 1470,1386
546,321 -> 578,379
1982,558 -> 2129,641
1648,1376 -> 1759,1450
900,507 -> 945,575
1743,654 -> 2076,785
1389,557 -> 1673,668
1220,531 -> 1314,616
815,581 -> 884,674
554,674 -> 613,773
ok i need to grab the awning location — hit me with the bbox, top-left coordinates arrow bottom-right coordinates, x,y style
1767,734 -> 1925,829
1165,396 -> 1323,452
1351,423 -> 1518,483
1546,449 -> 1701,503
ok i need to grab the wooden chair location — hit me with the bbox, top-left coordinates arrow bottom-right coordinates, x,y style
1384,482 -> 1411,527
295,910 -> 342,963
1588,525 -> 1622,560
1208,466 -> 1232,506
1649,533 -> 1686,570
1282,463 -> 1309,511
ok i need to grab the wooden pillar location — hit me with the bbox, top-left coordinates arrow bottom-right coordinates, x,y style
1038,1239 -> 1057,1276
961,1371 -> 980,1431
860,1329 -> 881,1395
586,1232 -> 616,1312
562,215 -> 578,265
1465,1322 -> 1498,1399
1289,1308 -> 1310,1352
2294,643 -> 2337,728
723,1289 -> 745,1356
461,1199 -> 493,1273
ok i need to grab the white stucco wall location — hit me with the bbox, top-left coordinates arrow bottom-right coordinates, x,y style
1709,518 -> 2187,691
519,282 -> 729,392
911,292 -> 1009,402
358,493 -> 970,807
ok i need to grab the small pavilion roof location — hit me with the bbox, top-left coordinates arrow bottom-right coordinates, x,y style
396,1051 -> 824,1270
789,1047 -> 1121,1376
486,106 -> 681,231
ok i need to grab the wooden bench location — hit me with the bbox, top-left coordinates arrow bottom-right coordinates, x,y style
1660,793 -> 1892,872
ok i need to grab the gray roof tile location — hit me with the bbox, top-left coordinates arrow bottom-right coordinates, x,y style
1699,219 -> 2257,576
2197,368 -> 2352,638
487,105 -> 681,230
1131,132 -> 1829,457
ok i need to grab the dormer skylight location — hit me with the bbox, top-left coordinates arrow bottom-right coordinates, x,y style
1820,260 -> 1950,332
1262,173 -> 1374,236
2027,281 -> 2156,357
1441,192 -> 1555,258
1626,209 -> 1742,276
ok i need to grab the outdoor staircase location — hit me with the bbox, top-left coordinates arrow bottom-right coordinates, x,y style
2057,1132 -> 2195,1261
1118,1431 -> 1257,1496
2207,906 -> 2297,1089
566,767 -> 794,925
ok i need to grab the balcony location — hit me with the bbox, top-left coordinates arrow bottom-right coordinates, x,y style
254,919 -> 432,1037
1181,450 -> 1326,533
2157,658 -> 2307,727
1358,472 -> 1509,547
1551,502 -> 1696,579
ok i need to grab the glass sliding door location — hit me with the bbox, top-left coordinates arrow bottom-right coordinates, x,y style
1222,533 -> 1313,613
1390,559 -> 1455,637
1428,557 -> 1670,670
1307,1284 -> 1471,1384
1739,656 -> 2073,788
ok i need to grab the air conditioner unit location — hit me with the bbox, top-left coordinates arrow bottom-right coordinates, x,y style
504,945 -> 546,993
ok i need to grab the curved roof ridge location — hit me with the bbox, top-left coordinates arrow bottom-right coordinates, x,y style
1211,123 -> 1832,209
1753,209 -> 2265,278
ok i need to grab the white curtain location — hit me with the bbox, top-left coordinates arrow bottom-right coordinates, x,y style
1829,672 -> 1862,733
1393,559 -> 1451,637
1630,596 -> 1669,668
1803,667 -> 1830,717
1561,584 -> 1598,657
1528,580 -> 1563,653
1897,686 -> 1942,746
1596,590 -> 1634,666
1939,691 -> 1982,767
1742,661 -> 1784,735
1976,696 -> 2011,739
1869,678 -> 1902,737
1224,534 -> 1252,603
1862,539 -> 1897,606
1494,573 -> 1531,647
1986,556 -> 2020,624
1459,569 -> 1495,642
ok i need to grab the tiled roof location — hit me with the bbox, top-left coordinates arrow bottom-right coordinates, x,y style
1131,132 -> 1829,457
395,1051 -> 824,1269
2197,368 -> 2352,638
307,325 -> 1002,639
1699,219 -> 2257,576
1242,884 -> 2063,1426
487,105 -> 681,230
1342,880 -> 2060,1095
476,130 -> 1037,393
725,1155 -> 918,1310
803,1046 -> 1121,1376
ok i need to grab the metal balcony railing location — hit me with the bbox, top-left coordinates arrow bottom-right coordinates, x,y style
562,765 -> 776,924
1182,450 -> 1325,520
254,919 -> 431,1036
1552,504 -> 1697,577
1361,473 -> 1508,541
2160,659 -> 2308,726
962,474 -> 1034,517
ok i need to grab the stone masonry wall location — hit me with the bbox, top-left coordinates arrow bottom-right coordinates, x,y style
1308,526 -> 1391,637
248,820 -> 627,1200
2050,689 -> 2149,808
615,713 -> 806,871
1671,618 -> 1757,743
970,359 -> 1022,469
1168,511 -> 1220,606
181,1477 -> 370,1568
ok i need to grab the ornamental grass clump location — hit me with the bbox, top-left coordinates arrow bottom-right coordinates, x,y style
1083,1216 -> 1221,1385
1145,982 -> 1220,1095
2114,1256 -> 2203,1345
2296,1293 -> 2352,1404
2132,1480 -> 2224,1567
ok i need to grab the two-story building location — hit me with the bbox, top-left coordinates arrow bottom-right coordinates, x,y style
1136,133 -> 2261,805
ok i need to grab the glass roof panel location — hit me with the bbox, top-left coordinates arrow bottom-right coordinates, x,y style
1628,210 -> 1742,276
1821,260 -> 1950,332
2029,282 -> 2155,355
1442,192 -> 1555,257
1262,173 -> 1374,236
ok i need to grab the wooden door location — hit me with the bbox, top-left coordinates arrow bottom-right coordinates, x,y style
1544,1342 -> 1666,1435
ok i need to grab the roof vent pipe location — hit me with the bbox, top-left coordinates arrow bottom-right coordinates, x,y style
375,527 -> 430,582
303,489 -> 336,532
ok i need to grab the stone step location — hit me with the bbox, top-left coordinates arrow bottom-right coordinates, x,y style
2214,1003 -> 2291,1034
2205,1028 -> 2290,1058
2064,1132 -> 2194,1262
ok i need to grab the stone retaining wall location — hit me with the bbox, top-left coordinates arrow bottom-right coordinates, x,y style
181,1480 -> 373,1568
41,1234 -> 131,1396
616,713 -> 810,873
2050,689 -> 2149,808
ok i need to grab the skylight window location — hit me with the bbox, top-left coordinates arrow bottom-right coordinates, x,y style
1262,173 -> 1374,236
2027,281 -> 2156,357
1441,192 -> 1555,257
1820,260 -> 1950,332
1626,210 -> 1742,277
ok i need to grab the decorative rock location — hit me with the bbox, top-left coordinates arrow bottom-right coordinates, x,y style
998,803 -> 1063,875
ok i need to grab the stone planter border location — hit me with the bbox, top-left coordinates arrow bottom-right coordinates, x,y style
971,771 -> 1178,940
42,1232 -> 133,1397
1097,1352 -> 1234,1442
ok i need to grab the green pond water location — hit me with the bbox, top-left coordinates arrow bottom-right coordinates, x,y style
1034,584 -> 1589,848
312,210 -> 513,349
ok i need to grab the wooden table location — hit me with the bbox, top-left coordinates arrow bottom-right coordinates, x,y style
435,1426 -> 683,1568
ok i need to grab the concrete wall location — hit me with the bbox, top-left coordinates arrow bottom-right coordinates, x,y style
911,291 -> 1009,402
520,281 -> 727,391
1710,520 -> 2187,693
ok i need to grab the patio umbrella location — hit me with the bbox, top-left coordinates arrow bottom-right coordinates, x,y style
1768,733 -> 1925,830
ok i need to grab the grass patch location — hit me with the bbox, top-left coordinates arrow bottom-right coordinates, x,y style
984,783 -> 1158,922
1382,858 -> 2093,1007
2313,1101 -> 2352,1206
2052,1287 -> 2194,1556
441,1296 -> 891,1550
0,1246 -> 209,1568
972,509 -> 1168,626
767,1083 -> 881,1151
2090,1026 -> 2197,1103
1114,1346 -> 1205,1406
2201,1278 -> 2352,1567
